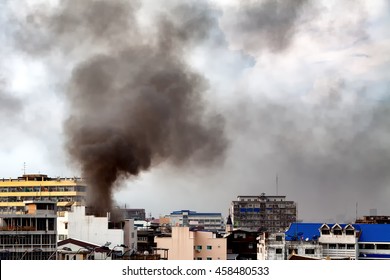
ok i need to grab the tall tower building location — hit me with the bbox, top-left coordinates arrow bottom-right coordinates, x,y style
230,193 -> 297,233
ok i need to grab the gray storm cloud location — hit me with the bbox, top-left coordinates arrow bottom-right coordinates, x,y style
219,0 -> 310,53
6,0 -> 390,221
13,0 -> 227,216
0,75 -> 23,122
227,75 -> 390,221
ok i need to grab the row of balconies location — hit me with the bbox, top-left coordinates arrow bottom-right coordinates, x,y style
0,186 -> 86,192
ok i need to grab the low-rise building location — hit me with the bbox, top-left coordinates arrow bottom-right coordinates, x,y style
259,222 -> 390,260
56,238 -> 111,260
257,227 -> 323,260
57,205 -> 137,258
154,227 -> 226,260
224,229 -> 259,260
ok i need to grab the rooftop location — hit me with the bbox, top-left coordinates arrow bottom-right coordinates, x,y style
285,223 -> 390,243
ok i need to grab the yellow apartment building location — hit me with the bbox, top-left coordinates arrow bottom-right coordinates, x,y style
0,174 -> 86,215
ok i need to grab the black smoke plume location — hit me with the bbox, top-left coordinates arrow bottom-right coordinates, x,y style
24,1 -> 227,216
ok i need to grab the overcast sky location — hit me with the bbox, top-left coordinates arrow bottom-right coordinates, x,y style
1,0 -> 390,222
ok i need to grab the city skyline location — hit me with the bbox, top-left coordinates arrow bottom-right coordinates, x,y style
1,0 -> 390,223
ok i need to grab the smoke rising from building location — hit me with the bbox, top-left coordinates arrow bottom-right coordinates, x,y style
3,0 -> 390,221
11,1 -> 227,215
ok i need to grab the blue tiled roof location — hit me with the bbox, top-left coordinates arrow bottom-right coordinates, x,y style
285,223 -> 390,243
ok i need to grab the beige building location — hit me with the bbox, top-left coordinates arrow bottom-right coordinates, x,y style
155,227 -> 226,260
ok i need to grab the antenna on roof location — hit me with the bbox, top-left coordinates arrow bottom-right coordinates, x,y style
22,162 -> 26,175
276,174 -> 279,196
355,202 -> 358,222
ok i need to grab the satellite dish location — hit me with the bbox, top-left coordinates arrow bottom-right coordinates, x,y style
305,237 -> 309,241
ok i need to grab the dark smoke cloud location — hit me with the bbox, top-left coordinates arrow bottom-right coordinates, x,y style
220,0 -> 310,53
15,0 -> 227,215
13,0 -> 139,56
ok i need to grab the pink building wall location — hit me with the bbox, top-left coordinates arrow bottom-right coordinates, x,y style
155,227 -> 227,260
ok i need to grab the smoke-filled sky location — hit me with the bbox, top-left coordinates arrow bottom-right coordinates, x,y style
1,0 -> 390,222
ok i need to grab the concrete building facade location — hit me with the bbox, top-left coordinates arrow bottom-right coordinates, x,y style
0,201 -> 57,260
155,227 -> 227,260
167,210 -> 224,232
257,232 -> 323,260
57,205 -> 137,256
231,193 -> 297,232
259,222 -> 390,260
0,174 -> 86,214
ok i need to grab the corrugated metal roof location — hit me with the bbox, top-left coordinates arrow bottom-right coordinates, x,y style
285,223 -> 322,241
356,224 -> 390,242
285,223 -> 390,243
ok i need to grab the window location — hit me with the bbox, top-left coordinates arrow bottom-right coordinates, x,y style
333,229 -> 342,235
207,257 -> 212,260
329,244 -> 336,249
64,222 -> 68,230
196,245 -> 202,250
276,235 -> 283,241
359,244 -> 374,249
321,229 -> 330,235
338,244 -> 346,249
276,248 -> 282,254
305,249 -> 315,255
376,244 -> 390,250
234,233 -> 246,239
206,245 -> 212,250
346,229 -> 354,235
196,257 -> 202,260
347,244 -> 355,250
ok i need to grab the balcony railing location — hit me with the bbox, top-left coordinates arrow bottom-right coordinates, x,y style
0,226 -> 37,231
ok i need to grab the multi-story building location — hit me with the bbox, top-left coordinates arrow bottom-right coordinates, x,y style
0,174 -> 86,214
231,193 -> 297,232
257,228 -> 323,260
260,222 -> 390,260
154,227 -> 226,260
0,200 -> 57,260
166,210 -> 224,232
57,205 -> 137,255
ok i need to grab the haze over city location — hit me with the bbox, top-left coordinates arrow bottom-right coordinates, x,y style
1,0 -> 389,222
